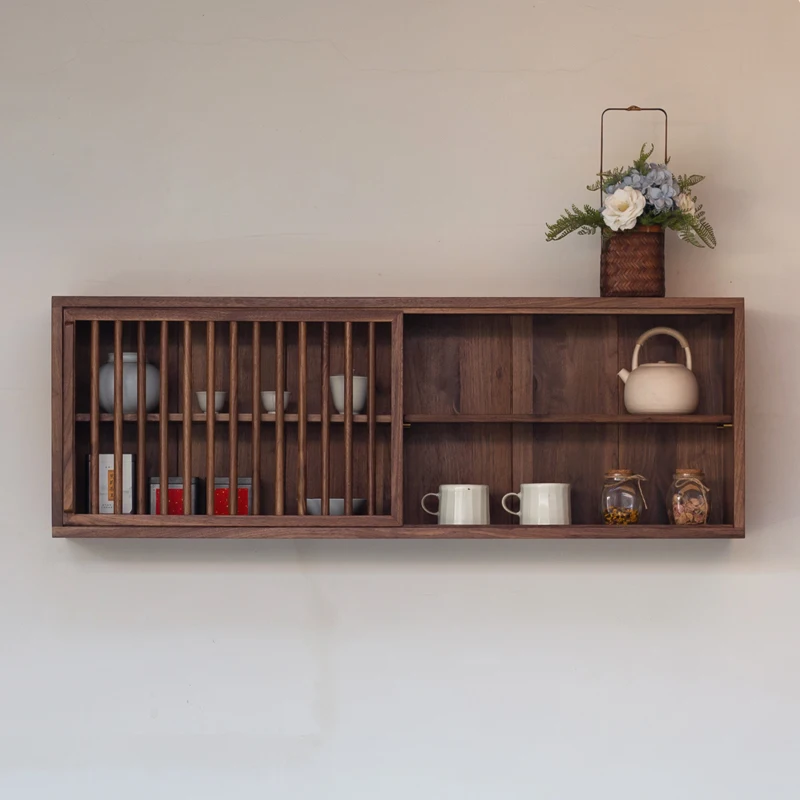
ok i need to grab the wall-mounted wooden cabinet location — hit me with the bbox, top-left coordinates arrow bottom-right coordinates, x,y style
52,297 -> 744,538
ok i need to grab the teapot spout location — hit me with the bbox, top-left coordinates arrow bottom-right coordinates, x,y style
617,368 -> 630,384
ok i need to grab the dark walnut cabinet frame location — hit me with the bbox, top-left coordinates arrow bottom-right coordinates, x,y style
52,297 -> 745,539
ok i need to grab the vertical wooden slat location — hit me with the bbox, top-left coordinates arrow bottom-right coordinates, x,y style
297,322 -> 307,514
321,322 -> 330,516
252,321 -> 261,515
390,313 -> 404,522
229,322 -> 239,515
136,322 -> 146,514
344,321 -> 353,515
159,322 -> 168,514
511,315 -> 536,490
89,321 -> 100,514
182,321 -> 192,515
367,322 -> 376,515
275,321 -> 285,515
113,321 -> 123,515
206,321 -> 215,515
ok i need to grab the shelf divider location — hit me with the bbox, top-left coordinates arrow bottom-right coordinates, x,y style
275,321 -> 285,515
159,321 -> 168,515
297,321 -> 308,515
229,321 -> 238,515
206,321 -> 215,515
402,413 -> 732,425
344,321 -> 353,515
113,320 -> 123,515
368,322 -> 376,515
321,322 -> 330,516
182,321 -> 192,515
137,321 -> 146,514
90,321 -> 100,514
252,321 -> 261,515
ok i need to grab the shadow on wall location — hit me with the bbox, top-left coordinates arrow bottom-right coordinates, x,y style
64,537 -> 735,570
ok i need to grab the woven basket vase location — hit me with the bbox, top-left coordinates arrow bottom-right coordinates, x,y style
600,225 -> 665,297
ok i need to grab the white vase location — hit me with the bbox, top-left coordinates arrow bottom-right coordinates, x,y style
99,352 -> 160,413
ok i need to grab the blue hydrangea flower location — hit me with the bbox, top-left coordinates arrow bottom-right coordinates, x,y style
602,157 -> 684,214
606,168 -> 654,195
643,163 -> 681,212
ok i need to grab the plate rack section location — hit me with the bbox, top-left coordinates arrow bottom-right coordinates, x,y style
59,306 -> 403,528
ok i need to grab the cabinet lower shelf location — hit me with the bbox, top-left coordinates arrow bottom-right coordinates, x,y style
54,523 -> 743,539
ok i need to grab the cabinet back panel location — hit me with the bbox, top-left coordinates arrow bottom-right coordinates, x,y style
531,315 -> 618,415
404,315 -> 514,415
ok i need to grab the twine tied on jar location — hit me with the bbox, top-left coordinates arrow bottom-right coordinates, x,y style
603,470 -> 648,510
673,475 -> 711,505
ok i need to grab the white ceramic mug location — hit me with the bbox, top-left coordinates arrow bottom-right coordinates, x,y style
330,375 -> 368,414
502,483 -> 571,525
421,484 -> 490,525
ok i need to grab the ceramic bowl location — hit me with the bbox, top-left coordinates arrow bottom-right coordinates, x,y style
261,391 -> 291,412
306,498 -> 366,516
196,391 -> 227,413
329,375 -> 368,414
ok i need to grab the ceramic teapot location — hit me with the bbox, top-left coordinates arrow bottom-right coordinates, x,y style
618,327 -> 699,414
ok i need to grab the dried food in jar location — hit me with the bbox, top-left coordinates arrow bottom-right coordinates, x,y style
667,469 -> 710,525
603,506 -> 640,525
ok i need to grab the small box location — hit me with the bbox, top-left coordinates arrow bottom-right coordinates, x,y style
87,454 -> 135,514
213,477 -> 253,515
149,477 -> 200,515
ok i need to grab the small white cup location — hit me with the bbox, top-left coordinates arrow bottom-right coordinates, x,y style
196,391 -> 227,413
330,375 -> 368,414
421,484 -> 490,525
502,483 -> 571,525
261,391 -> 291,413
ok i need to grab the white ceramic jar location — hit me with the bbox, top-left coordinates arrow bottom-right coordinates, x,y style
99,352 -> 160,413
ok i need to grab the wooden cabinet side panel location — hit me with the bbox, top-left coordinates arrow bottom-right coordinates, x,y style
52,305 -> 64,527
734,304 -> 745,528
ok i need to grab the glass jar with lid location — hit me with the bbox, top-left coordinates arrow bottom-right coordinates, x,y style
667,468 -> 710,525
601,469 -> 647,525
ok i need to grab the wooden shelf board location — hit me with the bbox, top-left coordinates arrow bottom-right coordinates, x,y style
75,412 -> 393,424
403,414 -> 733,425
54,524 -> 743,539
77,413 -> 732,425
55,296 -> 744,314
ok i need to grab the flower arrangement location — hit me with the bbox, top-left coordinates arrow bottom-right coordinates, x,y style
545,143 -> 716,248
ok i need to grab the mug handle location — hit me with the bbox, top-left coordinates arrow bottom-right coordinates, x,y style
501,492 -> 521,517
421,493 -> 440,516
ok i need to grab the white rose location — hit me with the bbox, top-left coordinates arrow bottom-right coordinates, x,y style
676,193 -> 696,215
602,187 -> 646,231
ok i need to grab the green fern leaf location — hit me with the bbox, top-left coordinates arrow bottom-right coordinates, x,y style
633,143 -> 655,173
677,174 -> 705,192
545,204 -> 604,241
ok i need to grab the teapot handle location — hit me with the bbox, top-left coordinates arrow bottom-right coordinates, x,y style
632,327 -> 693,371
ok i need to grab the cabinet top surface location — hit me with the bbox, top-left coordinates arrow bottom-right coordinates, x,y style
53,296 -> 744,312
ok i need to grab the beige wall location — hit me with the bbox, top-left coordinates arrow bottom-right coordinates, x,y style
1,1 -> 798,797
